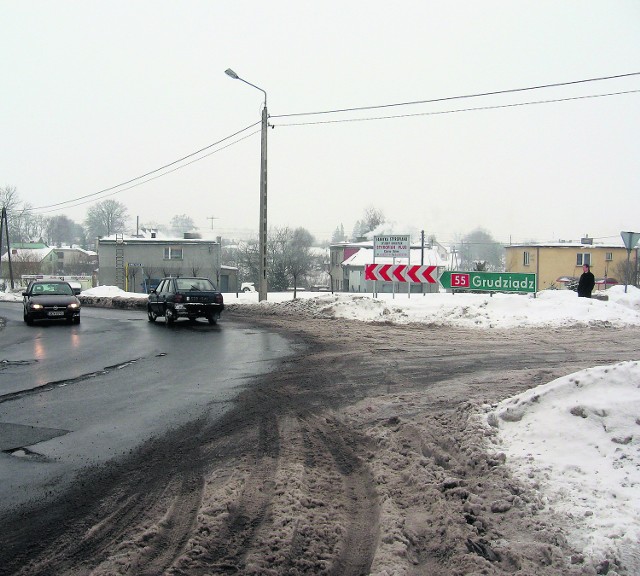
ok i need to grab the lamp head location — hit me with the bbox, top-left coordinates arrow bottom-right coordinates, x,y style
225,68 -> 239,80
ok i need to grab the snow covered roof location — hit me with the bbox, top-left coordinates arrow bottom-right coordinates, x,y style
341,247 -> 448,267
55,246 -> 97,256
1,245 -> 96,262
1,247 -> 54,262
506,240 -> 629,249
309,246 -> 329,257
98,233 -> 219,243
329,240 -> 372,249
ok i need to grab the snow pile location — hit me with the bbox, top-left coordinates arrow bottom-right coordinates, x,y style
221,285 -> 640,329
81,285 -> 149,299
486,361 -> 640,572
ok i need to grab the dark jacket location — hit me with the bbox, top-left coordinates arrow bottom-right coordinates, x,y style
577,271 -> 595,297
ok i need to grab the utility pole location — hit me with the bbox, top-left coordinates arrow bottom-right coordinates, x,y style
225,68 -> 268,302
207,216 -> 218,230
0,207 -> 15,288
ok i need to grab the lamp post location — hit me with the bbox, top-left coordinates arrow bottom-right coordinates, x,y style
225,68 -> 268,301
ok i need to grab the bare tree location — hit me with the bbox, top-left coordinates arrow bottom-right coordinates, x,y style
268,227 -> 290,292
45,215 -> 84,247
331,223 -> 347,243
170,214 -> 196,237
287,227 -> 314,298
161,267 -> 182,277
143,266 -> 160,280
234,239 -> 260,285
127,267 -> 142,292
63,252 -> 96,276
5,251 -> 42,280
266,227 -> 316,297
188,261 -> 201,276
85,200 -> 129,239
615,259 -> 638,287
352,206 -> 386,239
0,186 -> 39,243
459,228 -> 503,271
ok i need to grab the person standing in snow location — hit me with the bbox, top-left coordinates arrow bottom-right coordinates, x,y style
577,263 -> 595,298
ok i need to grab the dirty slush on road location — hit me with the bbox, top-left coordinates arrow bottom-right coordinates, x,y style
3,301 -> 638,576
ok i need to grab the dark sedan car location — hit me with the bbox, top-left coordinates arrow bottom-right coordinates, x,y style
23,280 -> 81,325
147,277 -> 224,326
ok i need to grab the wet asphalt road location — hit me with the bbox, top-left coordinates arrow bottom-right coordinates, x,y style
0,302 -> 295,512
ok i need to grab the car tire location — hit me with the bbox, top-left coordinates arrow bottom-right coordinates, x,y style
207,314 -> 218,325
148,307 -> 157,322
164,308 -> 175,326
74,316 -> 80,325
24,311 -> 33,325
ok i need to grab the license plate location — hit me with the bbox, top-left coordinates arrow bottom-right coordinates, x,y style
48,311 -> 64,316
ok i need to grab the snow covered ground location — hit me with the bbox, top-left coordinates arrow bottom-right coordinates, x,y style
4,284 -> 639,569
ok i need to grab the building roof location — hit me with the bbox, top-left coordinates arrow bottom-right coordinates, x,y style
1,247 -> 53,262
505,240 -> 628,249
55,246 -> 97,256
8,242 -> 49,249
1,245 -> 97,262
329,240 -> 373,249
341,247 -> 448,267
98,234 -> 220,245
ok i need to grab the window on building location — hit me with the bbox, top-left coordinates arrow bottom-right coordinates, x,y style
605,252 -> 613,261
577,253 -> 591,266
163,247 -> 183,260
523,251 -> 530,266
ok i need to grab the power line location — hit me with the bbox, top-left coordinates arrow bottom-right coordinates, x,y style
271,72 -> 640,118
32,121 -> 261,212
35,129 -> 261,214
271,90 -> 640,127
31,72 -> 640,214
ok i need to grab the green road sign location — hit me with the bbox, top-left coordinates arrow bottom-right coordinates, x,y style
439,271 -> 537,293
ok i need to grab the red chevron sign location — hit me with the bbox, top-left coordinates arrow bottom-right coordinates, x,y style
365,264 -> 438,283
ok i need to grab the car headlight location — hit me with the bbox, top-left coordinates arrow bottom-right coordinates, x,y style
30,303 -> 43,310
68,303 -> 80,310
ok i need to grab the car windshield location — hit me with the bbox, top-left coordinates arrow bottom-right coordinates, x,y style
32,283 -> 73,296
175,278 -> 215,291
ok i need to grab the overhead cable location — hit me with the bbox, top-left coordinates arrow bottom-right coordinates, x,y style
36,129 -> 262,214
32,121 -> 261,211
272,90 -> 640,127
31,72 -> 640,212
271,72 -> 640,119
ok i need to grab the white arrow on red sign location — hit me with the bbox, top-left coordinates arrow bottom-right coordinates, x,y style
365,264 -> 438,283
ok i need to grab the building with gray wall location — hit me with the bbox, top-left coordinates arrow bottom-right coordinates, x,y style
96,234 -> 233,293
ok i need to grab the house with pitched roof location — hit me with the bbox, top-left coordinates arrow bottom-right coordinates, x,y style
1,243 -> 96,282
329,240 -> 449,293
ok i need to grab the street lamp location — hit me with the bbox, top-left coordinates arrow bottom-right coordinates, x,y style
225,68 -> 268,301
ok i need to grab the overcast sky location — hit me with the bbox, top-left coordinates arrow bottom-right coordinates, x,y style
2,1 -> 639,244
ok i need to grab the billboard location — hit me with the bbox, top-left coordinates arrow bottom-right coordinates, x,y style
373,235 -> 410,258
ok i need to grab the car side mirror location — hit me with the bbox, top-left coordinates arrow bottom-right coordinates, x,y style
22,292 -> 28,297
